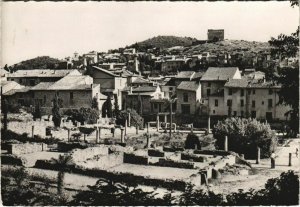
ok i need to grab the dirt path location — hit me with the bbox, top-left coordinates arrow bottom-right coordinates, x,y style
209,138 -> 300,194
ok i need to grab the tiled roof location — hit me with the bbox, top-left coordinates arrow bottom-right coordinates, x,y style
132,86 -> 157,93
176,71 -> 195,79
192,71 -> 205,80
132,77 -> 152,84
7,69 -> 79,78
201,67 -> 239,81
3,87 -> 31,96
224,78 -> 249,88
177,81 -> 200,91
47,75 -> 93,90
30,82 -> 55,90
92,66 -> 118,77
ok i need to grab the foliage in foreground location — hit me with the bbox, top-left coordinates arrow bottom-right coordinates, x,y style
65,107 -> 100,125
213,117 -> 277,158
2,167 -> 299,206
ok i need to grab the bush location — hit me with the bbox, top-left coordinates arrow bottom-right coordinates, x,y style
185,133 -> 201,149
213,117 -> 277,158
65,108 -> 100,125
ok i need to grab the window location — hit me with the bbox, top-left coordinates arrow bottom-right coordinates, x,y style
268,99 -> 273,107
266,112 -> 273,120
154,103 -> 158,109
183,93 -> 189,102
169,87 -> 173,91
227,99 -> 232,106
207,89 -> 211,96
228,88 -> 233,95
233,111 -> 237,116
181,104 -> 190,114
251,111 -> 256,118
208,82 -> 211,87
262,101 -> 264,105
215,99 -> 218,107
213,110 -> 215,114
11,78 -> 14,81
241,111 -> 244,117
252,100 -> 255,108
19,79 -> 23,84
252,89 -> 255,95
268,89 -> 273,95
70,92 -> 73,100
241,100 -> 244,107
241,89 -> 244,97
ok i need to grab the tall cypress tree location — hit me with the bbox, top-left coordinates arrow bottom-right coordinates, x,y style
52,93 -> 62,127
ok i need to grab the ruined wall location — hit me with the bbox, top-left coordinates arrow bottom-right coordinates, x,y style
8,143 -> 47,155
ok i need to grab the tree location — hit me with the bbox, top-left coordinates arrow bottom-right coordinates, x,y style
103,94 -> 113,118
119,108 -> 143,130
2,99 -> 8,131
32,102 -> 42,120
51,155 -> 73,195
52,93 -> 62,127
137,94 -> 142,115
4,64 -> 9,72
113,94 -> 120,118
213,117 -> 277,158
185,133 -> 201,149
268,2 -> 299,135
91,96 -> 99,110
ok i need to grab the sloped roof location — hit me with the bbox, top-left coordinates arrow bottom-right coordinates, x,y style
7,69 -> 79,78
224,78 -> 249,88
192,71 -> 205,80
3,87 -> 31,96
201,67 -> 239,81
177,81 -> 200,91
132,77 -> 153,84
30,82 -> 55,90
176,71 -> 195,79
47,75 -> 93,90
92,66 -> 118,77
132,86 -> 157,93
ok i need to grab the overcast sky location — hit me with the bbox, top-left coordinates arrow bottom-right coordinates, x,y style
2,1 -> 299,66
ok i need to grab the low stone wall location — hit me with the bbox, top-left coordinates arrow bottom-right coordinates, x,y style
70,145 -> 109,163
148,149 -> 165,157
123,153 -> 149,165
8,143 -> 47,155
77,152 -> 124,170
156,158 -> 195,169
181,153 -> 208,162
194,150 -> 232,156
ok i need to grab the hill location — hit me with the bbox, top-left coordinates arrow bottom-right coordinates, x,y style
130,35 -> 199,50
184,39 -> 271,54
10,56 -> 64,70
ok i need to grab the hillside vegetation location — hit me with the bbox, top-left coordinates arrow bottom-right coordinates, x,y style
131,35 -> 199,49
9,56 -> 63,70
184,40 -> 271,54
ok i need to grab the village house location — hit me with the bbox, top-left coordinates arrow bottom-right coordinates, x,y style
205,69 -> 291,121
161,59 -> 186,73
3,73 -> 105,115
89,66 -> 127,105
6,69 -> 80,86
122,85 -> 164,115
176,81 -> 201,115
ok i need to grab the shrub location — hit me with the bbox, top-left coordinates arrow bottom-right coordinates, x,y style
213,117 -> 277,158
65,107 -> 100,125
184,133 -> 201,149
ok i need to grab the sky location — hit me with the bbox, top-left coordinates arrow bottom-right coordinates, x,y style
1,1 -> 299,66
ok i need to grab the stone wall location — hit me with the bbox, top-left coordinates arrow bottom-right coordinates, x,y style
70,145 -> 109,163
8,143 -> 47,155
